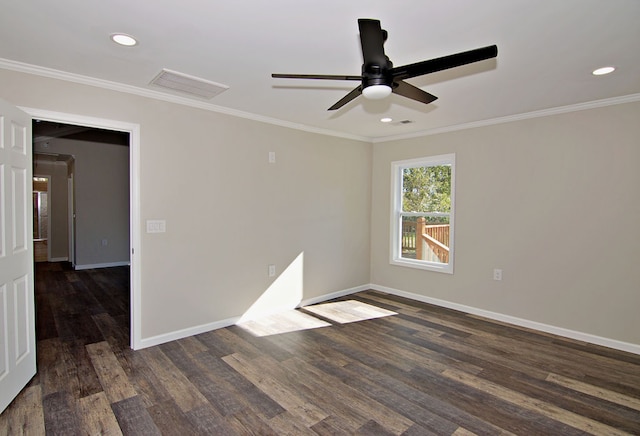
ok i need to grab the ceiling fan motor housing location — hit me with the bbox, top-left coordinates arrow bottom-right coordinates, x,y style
362,61 -> 393,89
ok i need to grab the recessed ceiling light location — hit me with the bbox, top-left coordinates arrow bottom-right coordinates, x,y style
592,66 -> 615,76
380,117 -> 393,123
110,33 -> 138,47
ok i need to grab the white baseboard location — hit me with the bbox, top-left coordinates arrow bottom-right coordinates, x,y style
370,283 -> 640,356
49,257 -> 68,262
135,281 -> 639,355
136,316 -> 241,350
74,261 -> 130,270
298,284 -> 370,307
135,284 -> 370,350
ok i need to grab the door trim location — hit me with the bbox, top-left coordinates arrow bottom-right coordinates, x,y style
68,174 -> 75,267
21,107 -> 143,350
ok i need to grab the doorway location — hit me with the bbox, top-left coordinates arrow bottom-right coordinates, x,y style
33,121 -> 129,268
26,108 -> 142,350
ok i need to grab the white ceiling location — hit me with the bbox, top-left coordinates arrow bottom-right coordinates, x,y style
1,0 -> 639,141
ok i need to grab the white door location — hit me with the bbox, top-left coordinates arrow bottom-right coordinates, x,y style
0,99 -> 36,413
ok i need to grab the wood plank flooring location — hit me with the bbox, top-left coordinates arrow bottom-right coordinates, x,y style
1,262 -> 640,435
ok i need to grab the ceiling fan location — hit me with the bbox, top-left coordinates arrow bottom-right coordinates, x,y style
272,19 -> 497,110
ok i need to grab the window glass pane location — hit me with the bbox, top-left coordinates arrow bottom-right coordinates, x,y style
400,215 -> 450,264
402,165 -> 451,213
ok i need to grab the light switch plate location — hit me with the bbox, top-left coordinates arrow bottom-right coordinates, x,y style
146,220 -> 166,233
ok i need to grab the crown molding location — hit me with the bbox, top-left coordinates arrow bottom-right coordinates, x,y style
3,57 -> 638,145
372,93 -> 640,143
0,58 -> 370,143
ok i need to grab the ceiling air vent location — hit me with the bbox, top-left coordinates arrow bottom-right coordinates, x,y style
150,69 -> 229,99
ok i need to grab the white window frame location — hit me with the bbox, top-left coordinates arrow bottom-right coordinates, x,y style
390,153 -> 455,274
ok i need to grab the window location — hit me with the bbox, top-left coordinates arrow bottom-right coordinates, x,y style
390,154 -> 455,273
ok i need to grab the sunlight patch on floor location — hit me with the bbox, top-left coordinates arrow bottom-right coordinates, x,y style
238,299 -> 397,337
303,300 -> 397,324
238,309 -> 331,337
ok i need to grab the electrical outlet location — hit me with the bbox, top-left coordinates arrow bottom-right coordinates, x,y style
268,151 -> 276,163
101,239 -> 108,246
268,264 -> 276,277
493,268 -> 503,281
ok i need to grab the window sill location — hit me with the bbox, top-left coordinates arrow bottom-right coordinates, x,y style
390,257 -> 453,274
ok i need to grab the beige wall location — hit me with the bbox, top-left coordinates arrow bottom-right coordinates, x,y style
372,101 -> 640,345
0,68 -> 372,340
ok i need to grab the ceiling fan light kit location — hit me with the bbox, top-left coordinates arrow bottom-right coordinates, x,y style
362,84 -> 392,100
272,18 -> 497,110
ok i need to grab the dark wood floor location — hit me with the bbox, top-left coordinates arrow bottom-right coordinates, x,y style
2,262 -> 640,435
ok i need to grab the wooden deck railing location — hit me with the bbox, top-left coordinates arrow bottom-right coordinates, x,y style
401,221 -> 418,252
401,218 -> 450,263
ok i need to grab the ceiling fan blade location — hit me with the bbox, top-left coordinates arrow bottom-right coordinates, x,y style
358,19 -> 388,67
272,73 -> 361,81
392,80 -> 438,105
328,86 -> 362,111
390,45 -> 498,80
